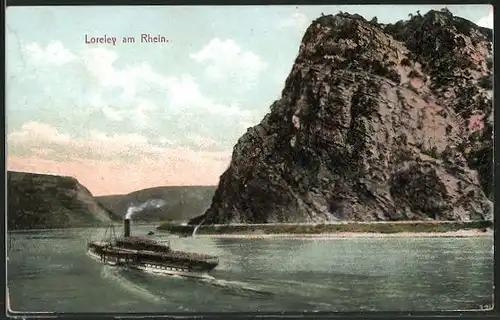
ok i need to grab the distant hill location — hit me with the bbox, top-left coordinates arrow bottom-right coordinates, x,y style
7,171 -> 120,230
96,186 -> 217,222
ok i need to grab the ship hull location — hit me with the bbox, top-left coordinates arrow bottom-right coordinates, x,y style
87,243 -> 217,278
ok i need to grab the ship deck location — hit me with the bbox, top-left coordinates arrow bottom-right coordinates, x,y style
89,241 -> 219,264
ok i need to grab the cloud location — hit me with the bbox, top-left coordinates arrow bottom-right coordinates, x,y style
165,75 -> 252,117
9,151 -> 232,195
131,98 -> 158,126
88,130 -> 149,147
8,121 -> 155,161
23,42 -> 254,128
190,38 -> 267,88
23,44 -> 160,125
80,48 -> 169,101
25,41 -> 76,66
279,11 -> 310,35
476,9 -> 493,29
186,133 -> 218,149
157,136 -> 175,145
78,48 -> 167,124
7,121 -> 232,166
8,154 -> 230,195
7,121 -> 232,194
8,121 -> 71,144
101,106 -> 125,122
12,40 -> 259,192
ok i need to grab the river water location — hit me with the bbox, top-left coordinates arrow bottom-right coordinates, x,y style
7,225 -> 494,313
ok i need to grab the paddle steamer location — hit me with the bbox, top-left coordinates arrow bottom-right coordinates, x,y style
87,218 -> 218,278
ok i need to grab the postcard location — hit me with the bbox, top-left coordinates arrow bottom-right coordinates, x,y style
6,4 -> 494,314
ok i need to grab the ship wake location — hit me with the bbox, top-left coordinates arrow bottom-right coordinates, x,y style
100,265 -> 165,304
198,276 -> 274,297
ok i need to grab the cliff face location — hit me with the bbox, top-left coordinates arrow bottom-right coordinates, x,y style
190,9 -> 493,225
7,171 -> 119,230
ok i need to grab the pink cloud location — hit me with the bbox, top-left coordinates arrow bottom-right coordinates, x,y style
7,121 -> 232,195
7,154 -> 229,196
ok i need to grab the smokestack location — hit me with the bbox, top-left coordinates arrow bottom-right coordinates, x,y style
124,218 -> 131,237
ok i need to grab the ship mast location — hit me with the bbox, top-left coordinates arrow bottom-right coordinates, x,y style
102,223 -> 117,243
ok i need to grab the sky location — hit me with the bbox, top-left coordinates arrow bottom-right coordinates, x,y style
6,5 -> 493,196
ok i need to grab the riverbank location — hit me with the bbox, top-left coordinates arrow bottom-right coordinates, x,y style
190,229 -> 493,239
156,220 -> 494,237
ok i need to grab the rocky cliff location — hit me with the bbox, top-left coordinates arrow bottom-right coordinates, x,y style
189,9 -> 493,225
7,171 -> 120,230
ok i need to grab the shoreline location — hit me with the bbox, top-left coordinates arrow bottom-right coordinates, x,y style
189,229 -> 494,239
158,220 -> 494,237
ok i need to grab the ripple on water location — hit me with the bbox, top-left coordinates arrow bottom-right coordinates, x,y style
7,229 -> 494,312
99,266 -> 166,304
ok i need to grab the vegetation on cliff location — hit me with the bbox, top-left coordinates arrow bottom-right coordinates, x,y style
96,186 -> 216,222
7,171 -> 119,230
